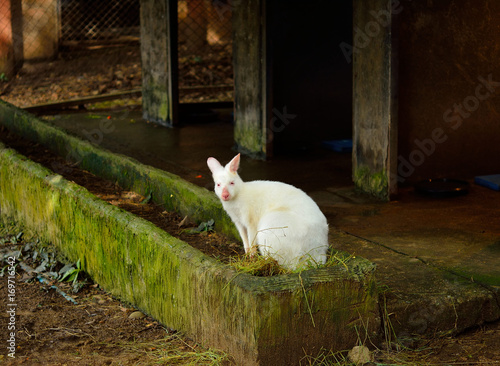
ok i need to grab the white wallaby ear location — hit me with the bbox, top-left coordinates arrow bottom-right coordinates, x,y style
227,153 -> 241,173
207,157 -> 223,173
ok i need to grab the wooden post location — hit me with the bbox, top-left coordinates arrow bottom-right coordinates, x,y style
352,0 -> 398,200
140,0 -> 179,127
232,0 -> 268,159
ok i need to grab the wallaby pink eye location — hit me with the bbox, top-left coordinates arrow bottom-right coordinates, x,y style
230,181 -> 235,185
216,183 -> 221,187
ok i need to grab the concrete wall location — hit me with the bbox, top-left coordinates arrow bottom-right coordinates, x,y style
397,0 -> 500,184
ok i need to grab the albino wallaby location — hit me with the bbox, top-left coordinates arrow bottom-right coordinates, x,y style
207,153 -> 329,270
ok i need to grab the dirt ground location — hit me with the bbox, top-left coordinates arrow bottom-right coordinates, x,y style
0,45 -> 499,365
0,42 -> 233,109
0,264 -> 232,365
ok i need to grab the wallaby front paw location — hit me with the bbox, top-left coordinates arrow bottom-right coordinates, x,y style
248,244 -> 258,257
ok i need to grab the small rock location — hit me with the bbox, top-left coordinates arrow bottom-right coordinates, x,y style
128,311 -> 146,319
348,345 -> 372,365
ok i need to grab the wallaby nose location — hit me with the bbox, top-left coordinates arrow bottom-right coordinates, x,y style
221,188 -> 230,201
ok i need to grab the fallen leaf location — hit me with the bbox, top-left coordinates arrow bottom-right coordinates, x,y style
178,215 -> 189,227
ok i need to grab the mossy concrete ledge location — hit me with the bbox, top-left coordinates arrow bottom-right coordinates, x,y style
0,142 -> 379,365
0,99 -> 237,238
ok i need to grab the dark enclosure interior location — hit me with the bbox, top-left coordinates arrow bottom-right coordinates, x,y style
266,1 -> 353,155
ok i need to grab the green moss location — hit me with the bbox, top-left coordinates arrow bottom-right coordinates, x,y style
158,100 -> 169,121
234,120 -> 266,159
0,99 -> 238,239
354,166 -> 389,201
446,267 -> 500,288
141,82 -> 172,125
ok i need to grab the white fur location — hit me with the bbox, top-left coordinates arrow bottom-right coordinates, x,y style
207,153 -> 329,270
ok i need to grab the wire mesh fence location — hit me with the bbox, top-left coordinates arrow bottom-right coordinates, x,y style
0,0 -> 233,109
61,0 -> 140,42
178,0 -> 233,102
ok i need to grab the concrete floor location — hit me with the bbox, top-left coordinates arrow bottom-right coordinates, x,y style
47,108 -> 500,337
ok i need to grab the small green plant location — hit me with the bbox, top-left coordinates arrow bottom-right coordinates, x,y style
0,73 -> 8,82
183,219 -> 215,234
59,259 -> 85,292
197,219 -> 215,232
